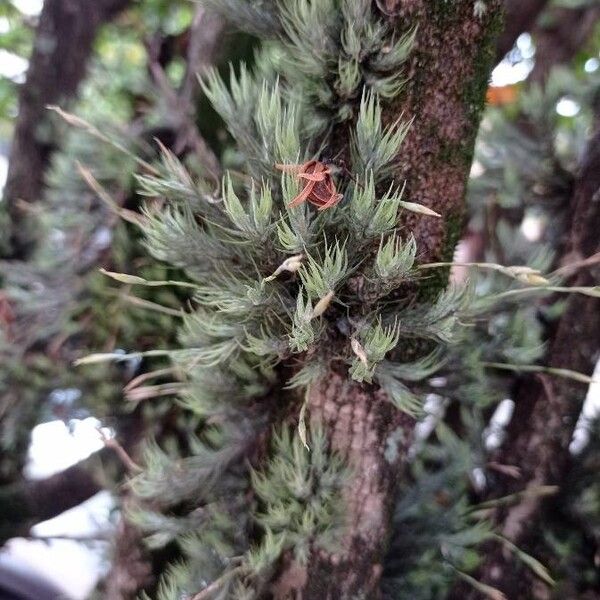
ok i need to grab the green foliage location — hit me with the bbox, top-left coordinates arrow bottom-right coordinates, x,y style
349,318 -> 400,383
130,421 -> 251,508
289,290 -> 320,352
108,5 -> 449,592
119,8 -> 561,593
138,425 -> 348,600
375,359 -> 437,416
249,426 -> 348,567
382,426 -> 494,600
398,284 -> 472,344
137,8 -> 447,429
352,91 -> 411,181
203,0 -> 415,120
375,233 -> 416,284
223,174 -> 273,241
202,66 -> 307,178
276,189 -> 316,252
40,1 -> 600,597
347,172 -> 404,239
137,144 -> 216,208
299,240 -> 348,298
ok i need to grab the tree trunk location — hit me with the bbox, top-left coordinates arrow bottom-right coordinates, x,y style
471,109 -> 600,599
272,373 -> 415,599
386,0 -> 503,266
273,3 -> 503,597
2,0 -> 130,259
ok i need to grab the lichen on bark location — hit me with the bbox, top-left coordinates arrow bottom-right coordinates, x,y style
384,0 -> 503,265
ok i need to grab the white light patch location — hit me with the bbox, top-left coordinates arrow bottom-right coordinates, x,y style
491,59 -> 533,87
483,398 -> 515,451
409,394 -> 447,459
0,155 -> 8,192
570,359 -> 600,454
25,418 -> 113,479
556,97 -> 580,118
471,467 -> 487,492
584,58 -> 599,73
0,49 -> 28,82
3,412 -> 117,599
4,492 -> 115,600
12,0 -> 43,16
470,159 -> 484,178
516,33 -> 535,59
521,213 -> 544,242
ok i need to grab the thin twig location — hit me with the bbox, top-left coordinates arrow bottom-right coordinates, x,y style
189,566 -> 245,600
482,361 -> 597,384
125,383 -> 186,403
76,162 -> 146,226
97,428 -> 142,473
120,293 -> 183,317
148,57 -> 222,183
49,105 -> 159,175
551,251 -> 600,278
181,7 -> 224,102
486,461 -> 521,479
124,367 -> 179,392
486,285 -> 600,302
470,485 -> 559,512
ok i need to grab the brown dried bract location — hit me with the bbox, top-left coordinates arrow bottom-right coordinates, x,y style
275,160 -> 343,211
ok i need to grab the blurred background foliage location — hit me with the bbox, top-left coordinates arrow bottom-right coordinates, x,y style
0,0 -> 598,598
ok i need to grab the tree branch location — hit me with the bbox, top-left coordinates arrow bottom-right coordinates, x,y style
146,7 -> 224,183
473,107 -> 600,599
0,446 -> 114,543
2,0 -> 131,259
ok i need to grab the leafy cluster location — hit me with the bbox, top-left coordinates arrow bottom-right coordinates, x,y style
250,426 -> 348,568
133,0 -> 461,431
118,0 -> 479,596
71,2 -> 600,600
204,0 -> 415,118
136,425 -> 347,599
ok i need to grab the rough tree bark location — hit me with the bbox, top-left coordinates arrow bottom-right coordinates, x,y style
470,109 -> 600,600
280,374 -> 416,599
3,0 -> 131,259
386,1 -> 503,267
272,2 -> 503,598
